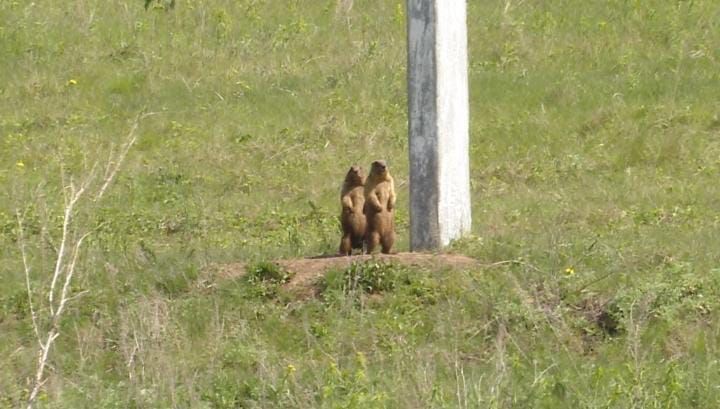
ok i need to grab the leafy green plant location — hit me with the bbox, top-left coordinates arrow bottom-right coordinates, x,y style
247,261 -> 293,285
322,260 -> 402,295
243,261 -> 294,299
201,371 -> 250,409
318,353 -> 389,408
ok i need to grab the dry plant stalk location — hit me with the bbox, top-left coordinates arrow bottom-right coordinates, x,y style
18,113 -> 150,409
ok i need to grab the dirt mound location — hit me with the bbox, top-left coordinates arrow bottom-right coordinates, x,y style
209,252 -> 480,293
282,252 -> 479,291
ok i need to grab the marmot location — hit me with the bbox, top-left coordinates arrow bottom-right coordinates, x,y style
339,165 -> 367,255
363,160 -> 396,254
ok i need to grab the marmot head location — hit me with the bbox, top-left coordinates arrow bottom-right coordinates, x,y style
344,165 -> 365,186
369,160 -> 390,180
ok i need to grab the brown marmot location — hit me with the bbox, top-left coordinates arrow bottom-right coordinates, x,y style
339,165 -> 367,255
363,160 -> 396,254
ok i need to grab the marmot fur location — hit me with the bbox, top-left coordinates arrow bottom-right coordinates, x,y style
363,160 -> 396,254
339,165 -> 367,255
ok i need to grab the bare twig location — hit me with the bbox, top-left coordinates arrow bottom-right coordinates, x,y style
102,143 -> 117,182
48,180 -> 74,316
64,290 -> 89,304
23,113 -> 149,409
54,231 -> 92,321
95,112 -> 156,202
27,330 -> 59,409
48,169 -> 95,316
572,270 -> 620,294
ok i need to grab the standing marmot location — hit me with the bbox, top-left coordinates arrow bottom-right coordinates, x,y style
339,165 -> 367,255
364,160 -> 396,254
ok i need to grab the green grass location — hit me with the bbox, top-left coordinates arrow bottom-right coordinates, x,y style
2,0 -> 720,407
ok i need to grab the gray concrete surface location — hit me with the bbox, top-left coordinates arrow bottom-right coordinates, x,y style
407,0 -> 471,250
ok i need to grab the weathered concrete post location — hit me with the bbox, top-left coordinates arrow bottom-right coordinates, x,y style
407,0 -> 471,250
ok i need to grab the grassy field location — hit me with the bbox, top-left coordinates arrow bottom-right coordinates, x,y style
2,0 -> 720,407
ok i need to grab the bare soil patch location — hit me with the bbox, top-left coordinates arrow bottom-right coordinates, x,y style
207,252 -> 480,293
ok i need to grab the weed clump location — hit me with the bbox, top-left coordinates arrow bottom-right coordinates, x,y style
243,261 -> 294,299
321,260 -> 401,295
247,261 -> 294,285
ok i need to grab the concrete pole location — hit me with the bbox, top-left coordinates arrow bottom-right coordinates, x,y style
407,0 -> 471,251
